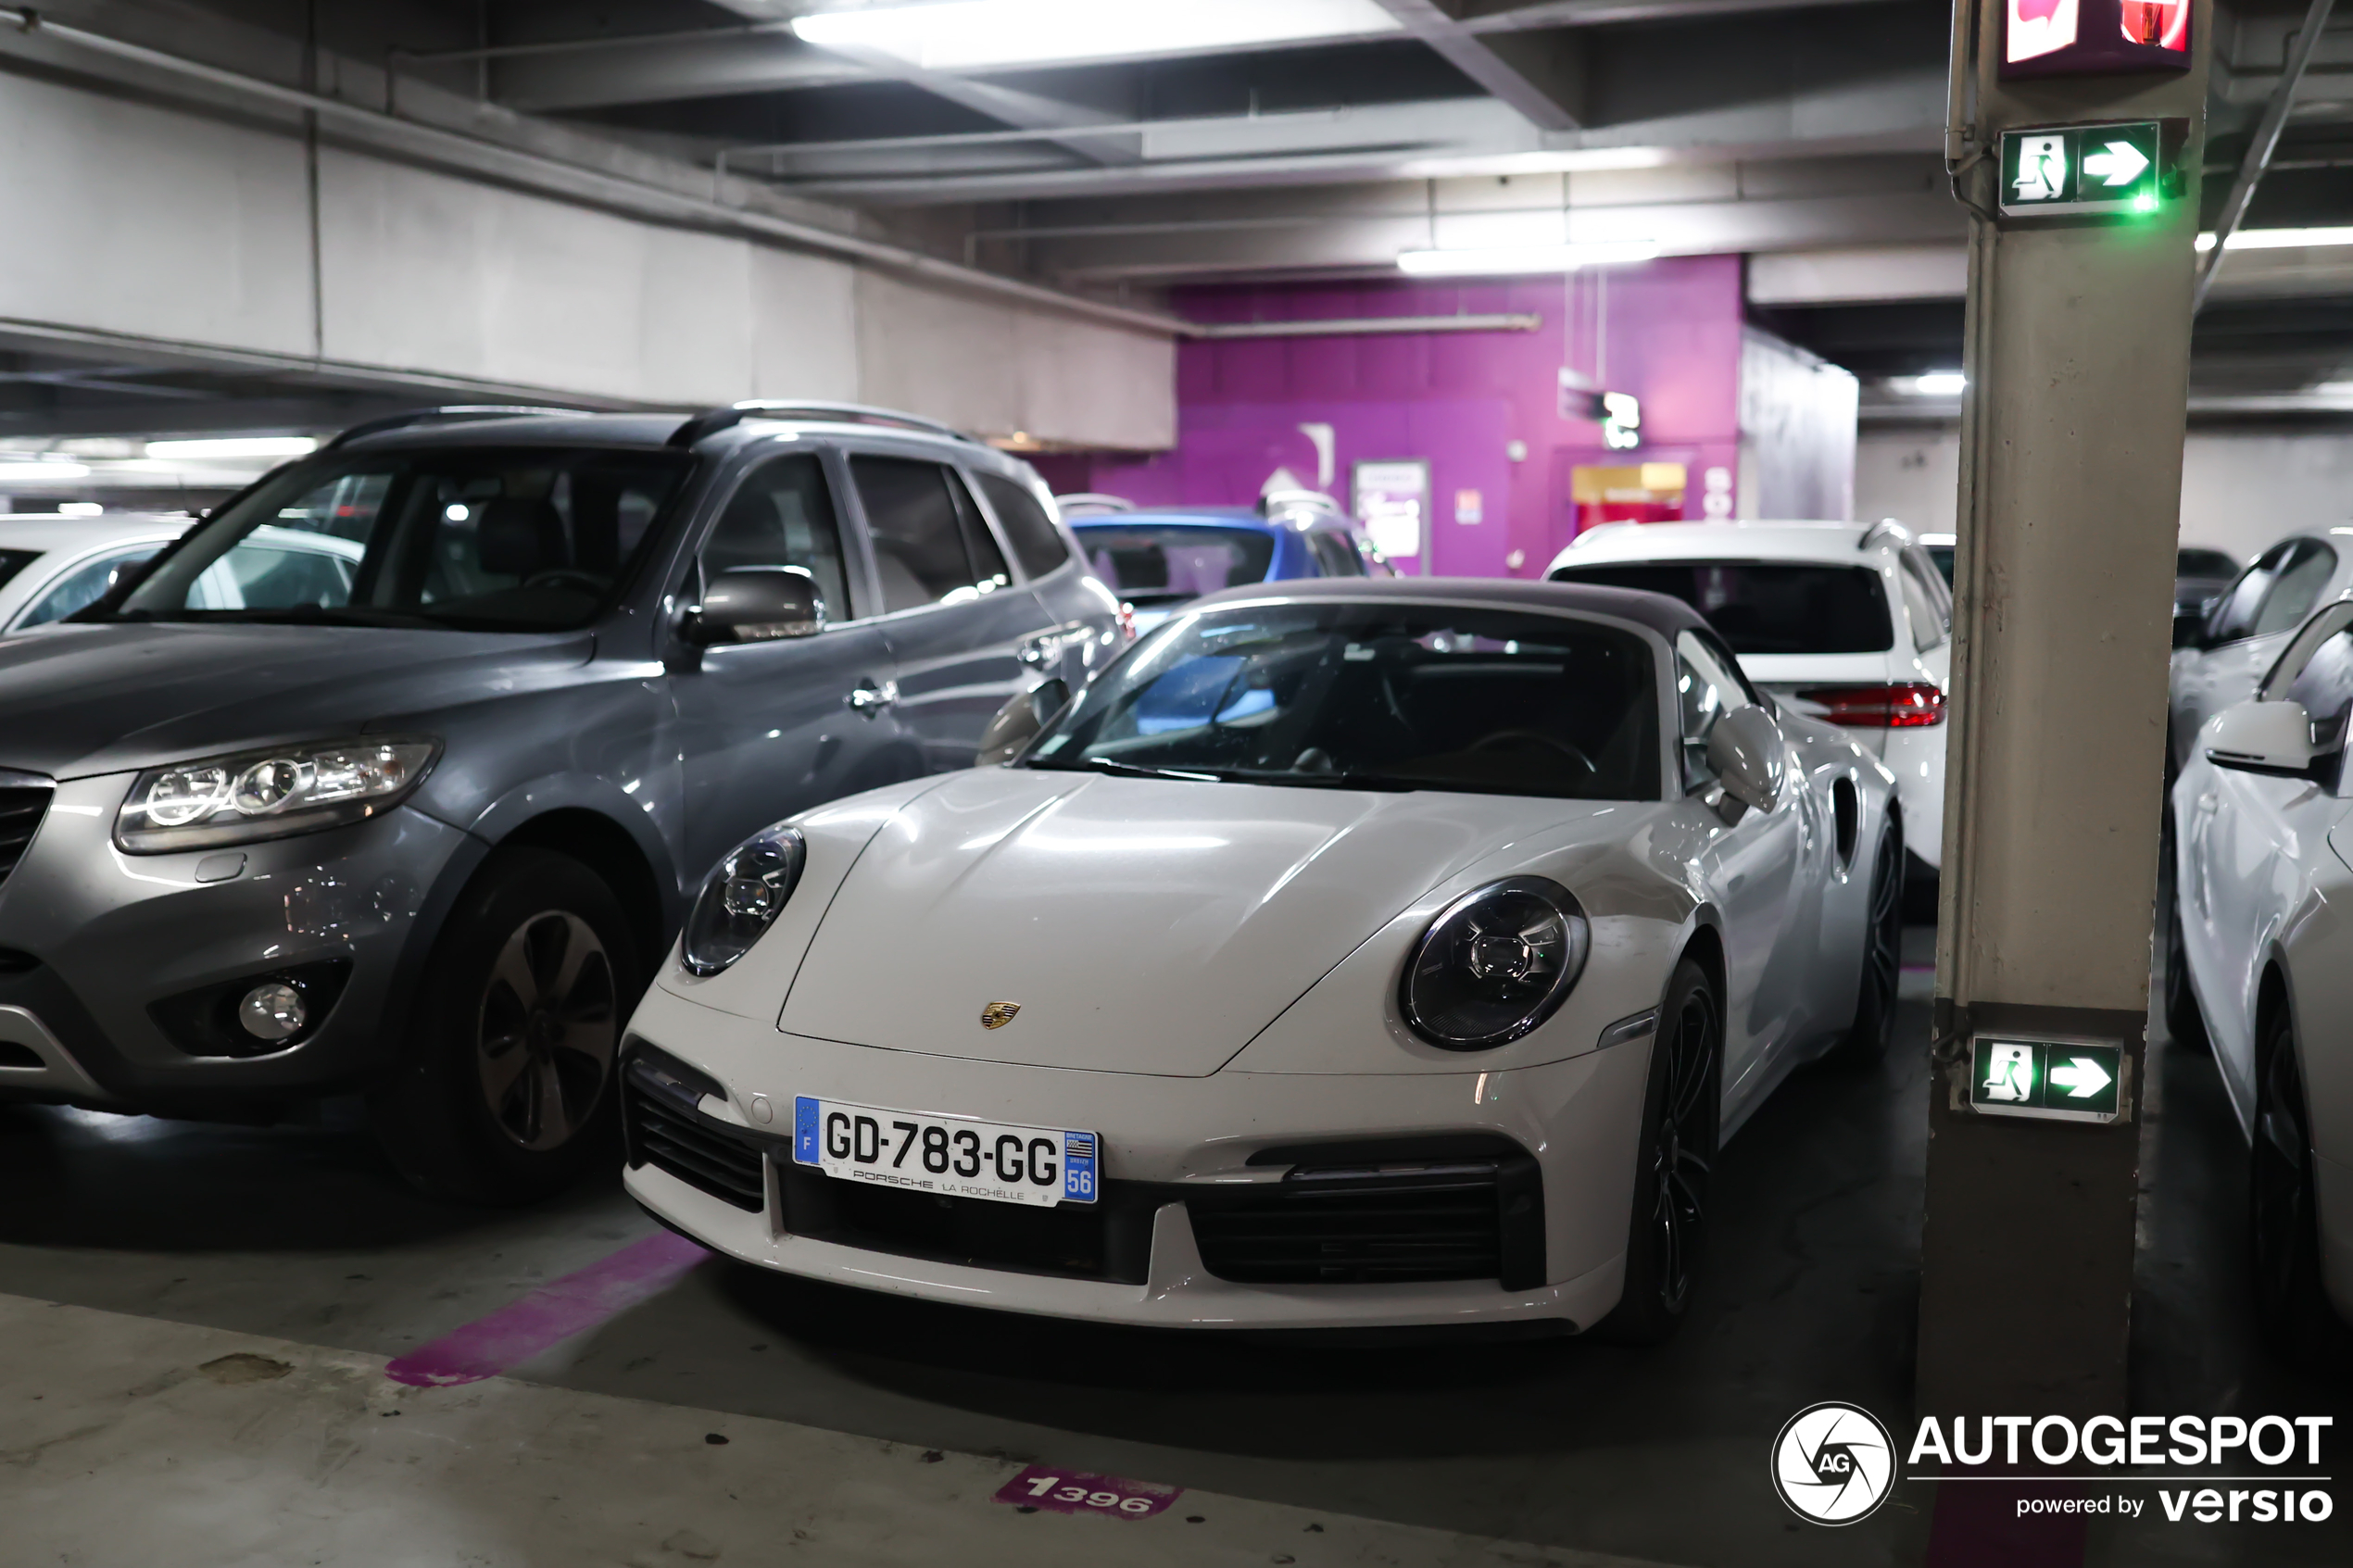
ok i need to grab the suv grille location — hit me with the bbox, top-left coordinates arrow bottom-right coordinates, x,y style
1188,1154 -> 1544,1289
0,786 -> 51,889
622,1053 -> 764,1212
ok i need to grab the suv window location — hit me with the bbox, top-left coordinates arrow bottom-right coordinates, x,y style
112,448 -> 689,631
18,544 -> 165,628
702,452 -> 855,622
973,472 -> 1071,579
2205,542 -> 2293,645
0,548 -> 35,593
1308,530 -> 1366,578
1897,552 -> 1946,652
851,456 -> 1011,613
2254,540 -> 2337,638
1675,629 -> 1753,792
1552,561 -> 1894,655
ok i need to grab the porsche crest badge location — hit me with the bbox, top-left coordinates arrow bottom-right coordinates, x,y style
979,1001 -> 1022,1030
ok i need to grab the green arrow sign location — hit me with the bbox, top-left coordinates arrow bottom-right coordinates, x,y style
1968,1036 -> 2127,1123
1997,122 -> 2163,220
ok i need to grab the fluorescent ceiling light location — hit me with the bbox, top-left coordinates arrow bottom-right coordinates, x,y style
2196,226 -> 2353,253
56,502 -> 104,516
1906,372 -> 1967,396
792,0 -> 1398,70
1397,242 -> 1660,277
0,459 -> 91,481
144,435 -> 320,459
1397,147 -> 1671,180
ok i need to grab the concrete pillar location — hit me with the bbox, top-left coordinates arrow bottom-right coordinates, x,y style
1919,0 -> 2213,1424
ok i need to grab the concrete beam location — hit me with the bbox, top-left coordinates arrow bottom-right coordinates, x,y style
1376,2 -> 1586,130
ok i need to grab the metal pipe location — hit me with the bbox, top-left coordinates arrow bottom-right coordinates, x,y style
0,6 -> 1185,341
1189,314 -> 1542,340
389,22 -> 788,65
720,107 -> 1360,163
2196,0 -> 2339,311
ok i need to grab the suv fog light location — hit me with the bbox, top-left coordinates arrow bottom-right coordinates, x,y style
238,983 -> 308,1042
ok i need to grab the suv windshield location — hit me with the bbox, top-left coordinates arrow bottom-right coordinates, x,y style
1549,560 -> 1893,655
1027,601 -> 1660,800
107,446 -> 692,631
1072,522 -> 1276,605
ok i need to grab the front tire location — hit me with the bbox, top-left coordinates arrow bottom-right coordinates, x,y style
2250,1007 -> 2350,1369
1590,958 -> 1720,1345
370,847 -> 639,1204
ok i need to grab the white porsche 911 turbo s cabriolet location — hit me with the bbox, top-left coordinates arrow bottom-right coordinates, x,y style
621,579 -> 1903,1341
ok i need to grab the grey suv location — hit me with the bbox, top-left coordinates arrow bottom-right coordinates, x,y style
0,402 -> 1121,1200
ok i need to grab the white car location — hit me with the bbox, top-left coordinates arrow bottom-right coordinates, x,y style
2168,596 -> 2353,1363
1546,520 -> 1952,880
2170,533 -> 2353,778
622,579 -> 1901,1340
0,513 -> 189,632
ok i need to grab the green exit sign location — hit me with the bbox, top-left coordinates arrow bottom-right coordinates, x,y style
1969,1036 -> 2128,1124
1998,122 -> 2163,220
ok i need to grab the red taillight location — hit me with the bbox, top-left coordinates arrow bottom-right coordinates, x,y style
1116,602 -> 1138,642
1793,682 -> 1946,728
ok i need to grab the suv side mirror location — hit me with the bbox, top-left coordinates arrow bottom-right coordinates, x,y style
685,567 -> 824,646
1705,706 -> 1785,822
977,678 -> 1071,766
2204,700 -> 2315,777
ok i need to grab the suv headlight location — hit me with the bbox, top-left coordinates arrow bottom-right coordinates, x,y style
115,737 -> 440,853
682,828 -> 805,977
1400,876 -> 1590,1050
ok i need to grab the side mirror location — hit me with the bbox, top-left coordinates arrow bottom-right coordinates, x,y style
977,678 -> 1072,766
2204,700 -> 2314,777
1706,706 -> 1785,822
684,567 -> 824,646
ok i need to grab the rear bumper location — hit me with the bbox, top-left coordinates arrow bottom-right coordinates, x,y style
619,984 -> 1653,1332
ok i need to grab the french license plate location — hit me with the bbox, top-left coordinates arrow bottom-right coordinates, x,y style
791,1097 -> 1098,1208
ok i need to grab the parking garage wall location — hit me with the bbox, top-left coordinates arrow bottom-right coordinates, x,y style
1044,262 -> 1746,577
1858,426 -> 2353,563
0,65 -> 1174,449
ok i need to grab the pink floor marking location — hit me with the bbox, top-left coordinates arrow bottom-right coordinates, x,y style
385,1229 -> 709,1387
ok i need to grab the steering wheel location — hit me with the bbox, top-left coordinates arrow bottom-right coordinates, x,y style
1468,729 -> 1598,777
520,569 -> 606,594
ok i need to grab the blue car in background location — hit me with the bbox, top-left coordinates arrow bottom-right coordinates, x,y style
1063,494 -> 1386,633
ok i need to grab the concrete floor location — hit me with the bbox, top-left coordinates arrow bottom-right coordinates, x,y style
0,926 -> 2346,1566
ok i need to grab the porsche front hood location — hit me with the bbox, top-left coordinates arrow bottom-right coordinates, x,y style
779,768 -> 1589,1076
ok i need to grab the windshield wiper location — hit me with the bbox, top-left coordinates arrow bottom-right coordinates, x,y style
1209,768 -> 1413,792
1031,756 -> 1222,783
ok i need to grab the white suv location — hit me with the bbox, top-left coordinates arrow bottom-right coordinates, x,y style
1547,520 -> 1952,881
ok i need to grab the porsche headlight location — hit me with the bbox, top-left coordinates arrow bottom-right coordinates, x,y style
681,828 -> 805,977
1401,876 -> 1590,1050
115,737 -> 439,853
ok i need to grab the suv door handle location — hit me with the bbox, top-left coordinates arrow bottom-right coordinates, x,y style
847,678 -> 898,717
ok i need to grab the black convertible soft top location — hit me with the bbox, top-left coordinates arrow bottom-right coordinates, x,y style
1185,573 -> 1715,645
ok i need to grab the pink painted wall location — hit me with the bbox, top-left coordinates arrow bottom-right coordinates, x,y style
1038,258 -> 1746,579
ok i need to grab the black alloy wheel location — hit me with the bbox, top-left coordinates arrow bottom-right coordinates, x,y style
1830,823 -> 1904,1066
2249,1009 -> 2350,1369
371,847 -> 640,1204
1592,957 -> 1720,1344
476,911 -> 618,1153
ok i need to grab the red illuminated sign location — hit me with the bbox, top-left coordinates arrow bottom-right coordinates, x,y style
2003,0 -> 2187,79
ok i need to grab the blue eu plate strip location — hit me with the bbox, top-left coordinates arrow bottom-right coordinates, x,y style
793,1096 -> 820,1166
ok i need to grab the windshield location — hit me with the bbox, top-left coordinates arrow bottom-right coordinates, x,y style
1027,601 -> 1661,800
107,446 -> 691,631
1073,522 -> 1276,605
1549,560 -> 1893,656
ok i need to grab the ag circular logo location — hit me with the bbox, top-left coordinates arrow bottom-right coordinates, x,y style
1771,1402 -> 1895,1525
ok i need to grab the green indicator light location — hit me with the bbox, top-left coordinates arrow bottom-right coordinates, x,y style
2133,192 -> 2158,213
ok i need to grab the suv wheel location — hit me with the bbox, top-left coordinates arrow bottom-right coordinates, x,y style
371,847 -> 639,1204
2250,1008 -> 2352,1371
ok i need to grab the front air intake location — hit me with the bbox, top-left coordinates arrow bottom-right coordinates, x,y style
621,1048 -> 765,1213
0,785 -> 51,890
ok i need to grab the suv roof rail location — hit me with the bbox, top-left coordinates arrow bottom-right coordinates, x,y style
1055,493 -> 1135,515
327,405 -> 581,448
1857,517 -> 1913,553
668,400 -> 976,449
